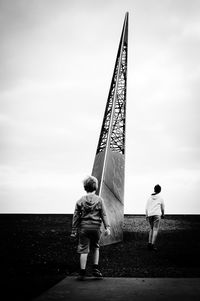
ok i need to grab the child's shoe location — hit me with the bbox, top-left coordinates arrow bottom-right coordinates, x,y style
77,269 -> 86,281
151,244 -> 158,251
92,268 -> 103,279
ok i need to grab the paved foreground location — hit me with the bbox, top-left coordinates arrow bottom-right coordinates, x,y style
33,277 -> 200,301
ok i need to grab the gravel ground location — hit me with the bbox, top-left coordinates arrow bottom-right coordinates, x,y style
0,214 -> 200,300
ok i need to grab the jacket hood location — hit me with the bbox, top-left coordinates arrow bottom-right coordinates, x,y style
83,194 -> 98,212
151,193 -> 160,200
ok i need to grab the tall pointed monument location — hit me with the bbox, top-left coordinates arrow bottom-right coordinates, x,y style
92,12 -> 128,245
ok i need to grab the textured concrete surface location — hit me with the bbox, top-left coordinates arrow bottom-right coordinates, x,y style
33,277 -> 200,301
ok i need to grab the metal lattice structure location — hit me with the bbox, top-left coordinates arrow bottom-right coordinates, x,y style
92,13 -> 128,245
96,16 -> 128,155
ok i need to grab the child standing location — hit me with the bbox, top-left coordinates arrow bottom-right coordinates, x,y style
145,184 -> 165,251
71,175 -> 110,280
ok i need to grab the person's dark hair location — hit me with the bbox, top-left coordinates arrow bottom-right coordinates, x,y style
154,184 -> 161,194
83,176 -> 98,192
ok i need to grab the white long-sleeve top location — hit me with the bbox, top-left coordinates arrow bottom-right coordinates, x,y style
145,193 -> 165,217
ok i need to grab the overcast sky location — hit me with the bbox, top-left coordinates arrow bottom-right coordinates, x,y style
0,0 -> 200,214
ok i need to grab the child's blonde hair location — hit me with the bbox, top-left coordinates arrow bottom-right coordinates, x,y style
83,176 -> 98,192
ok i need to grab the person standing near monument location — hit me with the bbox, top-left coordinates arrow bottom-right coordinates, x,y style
71,175 -> 111,280
145,184 -> 165,251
